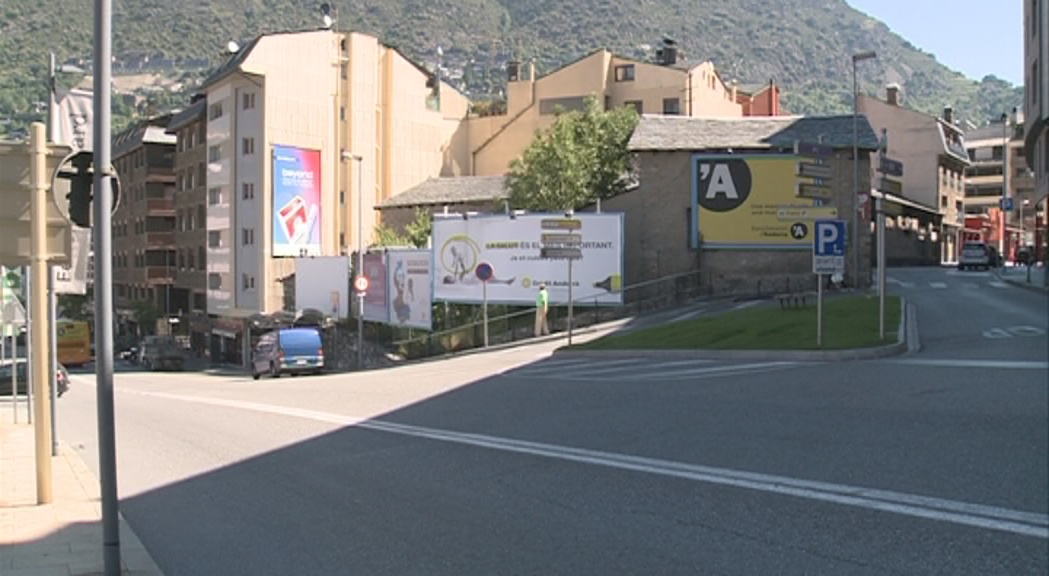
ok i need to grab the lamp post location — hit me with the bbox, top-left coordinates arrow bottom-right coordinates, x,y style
1000,113 -> 1009,261
852,50 -> 877,287
342,151 -> 364,369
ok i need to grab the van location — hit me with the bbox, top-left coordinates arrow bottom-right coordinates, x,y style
251,327 -> 324,380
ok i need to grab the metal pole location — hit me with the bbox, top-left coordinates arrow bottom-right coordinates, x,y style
1000,115 -> 1008,260
816,274 -> 823,347
26,268 -> 33,425
482,280 -> 488,348
94,0 -> 123,570
567,258 -> 574,346
29,124 -> 51,502
852,61 -> 860,288
355,156 -> 363,370
49,270 -> 58,456
877,196 -> 886,339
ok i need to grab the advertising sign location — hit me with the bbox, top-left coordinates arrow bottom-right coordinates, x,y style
362,252 -> 389,322
272,145 -> 322,257
432,213 -> 624,305
294,256 -> 349,319
386,249 -> 433,330
692,154 -> 838,249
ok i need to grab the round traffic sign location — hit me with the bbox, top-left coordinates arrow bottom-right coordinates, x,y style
475,262 -> 494,283
354,276 -> 369,292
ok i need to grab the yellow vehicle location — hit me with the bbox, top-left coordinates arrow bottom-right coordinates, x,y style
56,320 -> 92,367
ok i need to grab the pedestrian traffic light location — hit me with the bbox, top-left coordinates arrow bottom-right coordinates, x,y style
50,150 -> 121,228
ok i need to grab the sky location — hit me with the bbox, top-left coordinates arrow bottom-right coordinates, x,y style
847,0 -> 1024,86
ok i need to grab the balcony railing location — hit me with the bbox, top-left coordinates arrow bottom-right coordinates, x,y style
146,198 -> 175,212
145,267 -> 173,281
145,232 -> 175,247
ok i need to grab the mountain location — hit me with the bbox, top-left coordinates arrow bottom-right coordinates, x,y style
0,0 -> 1024,136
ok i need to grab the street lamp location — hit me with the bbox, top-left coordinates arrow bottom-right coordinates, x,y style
341,150 -> 364,369
1000,112 -> 1009,260
852,50 -> 877,287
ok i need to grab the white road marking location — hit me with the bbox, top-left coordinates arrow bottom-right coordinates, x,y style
100,386 -> 1049,539
989,281 -> 1008,288
504,358 -> 638,377
559,361 -> 799,381
890,359 -> 1049,370
734,301 -> 760,310
668,308 -> 707,323
929,282 -> 948,289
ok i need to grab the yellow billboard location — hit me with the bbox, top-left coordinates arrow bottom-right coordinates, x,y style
690,154 -> 837,248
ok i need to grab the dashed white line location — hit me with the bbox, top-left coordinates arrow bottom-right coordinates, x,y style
890,359 -> 1049,370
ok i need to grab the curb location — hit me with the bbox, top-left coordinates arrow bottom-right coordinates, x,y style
554,297 -> 912,363
994,269 -> 1049,295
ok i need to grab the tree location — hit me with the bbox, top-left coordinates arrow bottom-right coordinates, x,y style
373,208 -> 432,249
507,96 -> 639,211
130,299 -> 161,336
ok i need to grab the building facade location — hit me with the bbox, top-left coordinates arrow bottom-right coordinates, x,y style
1024,0 -> 1049,266
858,87 -> 970,264
111,115 -> 177,337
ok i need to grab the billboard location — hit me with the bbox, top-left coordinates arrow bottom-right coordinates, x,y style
273,145 -> 322,257
294,256 -> 350,319
386,249 -> 433,330
362,252 -> 389,323
432,213 -> 624,305
691,154 -> 838,249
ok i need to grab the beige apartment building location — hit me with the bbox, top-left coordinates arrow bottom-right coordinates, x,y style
1024,0 -> 1048,264
467,48 -> 761,176
858,86 -> 970,264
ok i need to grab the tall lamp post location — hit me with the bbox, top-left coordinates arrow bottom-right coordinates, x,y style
342,151 -> 364,369
1000,113 -> 1009,260
852,50 -> 877,286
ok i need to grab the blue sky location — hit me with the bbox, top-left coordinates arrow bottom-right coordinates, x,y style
847,0 -> 1024,86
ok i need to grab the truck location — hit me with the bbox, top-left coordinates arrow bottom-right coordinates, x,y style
138,336 -> 185,371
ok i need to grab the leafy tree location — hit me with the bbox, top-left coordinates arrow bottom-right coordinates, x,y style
507,96 -> 638,211
58,290 -> 93,321
373,208 -> 432,249
130,298 -> 161,336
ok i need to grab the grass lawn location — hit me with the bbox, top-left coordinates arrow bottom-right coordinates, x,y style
578,295 -> 902,351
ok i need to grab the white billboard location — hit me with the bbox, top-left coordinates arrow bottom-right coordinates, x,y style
386,249 -> 433,330
361,252 -> 389,323
432,213 -> 624,305
294,256 -> 350,319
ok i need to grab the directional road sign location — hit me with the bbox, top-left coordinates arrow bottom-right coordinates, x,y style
795,141 -> 835,158
796,161 -> 834,180
540,218 -> 582,231
540,233 -> 582,246
813,219 -> 846,275
878,156 -> 904,177
877,177 -> 903,195
541,247 -> 583,260
796,182 -> 834,199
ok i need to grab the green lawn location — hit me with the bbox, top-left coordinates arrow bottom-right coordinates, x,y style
578,295 -> 901,351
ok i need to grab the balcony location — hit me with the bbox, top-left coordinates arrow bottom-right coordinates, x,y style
146,198 -> 175,213
145,266 -> 173,283
145,232 -> 175,247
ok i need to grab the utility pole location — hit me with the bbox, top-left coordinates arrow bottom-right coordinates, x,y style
29,124 -> 53,503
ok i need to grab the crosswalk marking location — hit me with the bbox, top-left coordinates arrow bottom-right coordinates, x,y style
504,358 -> 804,382
989,281 -> 1007,288
929,282 -> 948,289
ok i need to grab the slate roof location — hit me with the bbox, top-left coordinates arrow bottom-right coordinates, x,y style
198,37 -> 261,92
166,97 -> 207,133
628,114 -> 880,152
378,176 -> 508,209
112,114 -> 176,158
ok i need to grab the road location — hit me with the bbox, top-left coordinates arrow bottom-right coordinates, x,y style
56,266 -> 1047,575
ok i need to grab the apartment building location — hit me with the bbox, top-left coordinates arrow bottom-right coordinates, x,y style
858,86 -> 971,264
467,45 -> 781,176
1024,0 -> 1048,265
165,97 -> 210,352
963,111 -> 1035,258
111,114 -> 177,335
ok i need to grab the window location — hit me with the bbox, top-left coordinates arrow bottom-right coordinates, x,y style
242,182 -> 255,200
186,170 -> 195,190
1032,61 -> 1040,108
208,187 -> 222,205
614,64 -> 635,82
662,98 -> 681,115
197,126 -> 205,146
178,251 -> 185,270
339,190 -> 345,204
198,163 -> 206,186
241,137 -> 255,155
187,251 -> 195,270
198,247 -> 205,268
198,205 -> 206,227
208,231 -> 222,248
208,273 -> 222,290
241,228 -> 255,246
187,127 -> 195,149
242,92 -> 255,110
625,100 -> 643,114
242,273 -> 256,290
339,232 -> 345,247
186,211 -> 194,230
991,145 -> 1004,160
340,106 -> 346,121
208,145 -> 221,162
208,103 -> 223,120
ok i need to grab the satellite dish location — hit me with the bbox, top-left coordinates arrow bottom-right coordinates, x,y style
322,14 -> 333,28
226,41 -> 240,54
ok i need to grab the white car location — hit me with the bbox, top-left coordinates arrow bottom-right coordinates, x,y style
958,242 -> 991,271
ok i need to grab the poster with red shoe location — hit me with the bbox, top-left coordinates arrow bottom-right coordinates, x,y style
273,145 -> 322,256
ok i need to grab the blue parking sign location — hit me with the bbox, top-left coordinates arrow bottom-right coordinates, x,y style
813,219 -> 846,274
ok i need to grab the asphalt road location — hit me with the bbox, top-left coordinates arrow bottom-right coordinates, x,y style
56,266 -> 1048,575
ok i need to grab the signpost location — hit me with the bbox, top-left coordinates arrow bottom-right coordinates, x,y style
540,215 -> 583,345
813,219 -> 846,347
475,262 -> 493,347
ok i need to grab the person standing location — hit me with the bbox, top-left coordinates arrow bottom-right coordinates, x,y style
534,283 -> 549,337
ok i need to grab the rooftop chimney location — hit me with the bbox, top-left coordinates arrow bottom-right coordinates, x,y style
507,59 -> 521,82
886,83 -> 901,106
943,106 -> 954,125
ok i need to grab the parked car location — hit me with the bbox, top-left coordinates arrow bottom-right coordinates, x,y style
0,360 -> 70,397
139,336 -> 185,371
251,327 -> 324,380
958,242 -> 991,271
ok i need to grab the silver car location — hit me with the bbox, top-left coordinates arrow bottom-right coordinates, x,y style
958,242 -> 991,271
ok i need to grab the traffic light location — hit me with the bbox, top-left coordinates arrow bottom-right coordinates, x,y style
50,150 -> 121,228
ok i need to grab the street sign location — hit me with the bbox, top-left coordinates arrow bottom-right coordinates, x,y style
0,137 -> 75,266
353,276 -> 369,293
540,233 -> 582,246
794,141 -> 835,158
796,161 -> 834,180
796,182 -> 834,199
0,298 -> 26,325
540,218 -> 581,231
777,206 -> 838,221
813,219 -> 846,274
1000,197 -> 1014,211
877,177 -> 903,195
475,261 -> 493,282
878,156 -> 904,177
541,247 -> 583,260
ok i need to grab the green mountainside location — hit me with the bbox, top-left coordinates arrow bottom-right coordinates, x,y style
0,0 -> 1023,137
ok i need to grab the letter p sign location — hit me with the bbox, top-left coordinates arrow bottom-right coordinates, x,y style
814,219 -> 846,257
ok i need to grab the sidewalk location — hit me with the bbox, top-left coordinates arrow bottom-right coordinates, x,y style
0,409 -> 164,575
997,263 -> 1049,294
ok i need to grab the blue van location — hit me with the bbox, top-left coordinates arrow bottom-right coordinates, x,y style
251,327 -> 324,380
